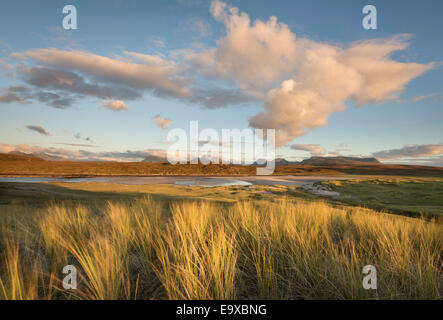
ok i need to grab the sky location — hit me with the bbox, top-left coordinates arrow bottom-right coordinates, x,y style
0,0 -> 442,165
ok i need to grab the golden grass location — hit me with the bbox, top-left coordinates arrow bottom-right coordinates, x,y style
0,197 -> 441,300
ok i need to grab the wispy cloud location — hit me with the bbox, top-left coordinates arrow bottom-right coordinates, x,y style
25,125 -> 50,136
290,144 -> 326,156
373,144 -> 443,160
396,93 -> 441,104
54,142 -> 98,148
182,16 -> 212,38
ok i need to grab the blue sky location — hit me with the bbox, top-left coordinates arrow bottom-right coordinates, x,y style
0,0 -> 442,165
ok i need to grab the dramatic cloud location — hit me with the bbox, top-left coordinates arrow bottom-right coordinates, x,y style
290,144 -> 326,156
154,115 -> 173,129
21,66 -> 141,100
25,125 -> 50,136
201,1 -> 432,145
373,144 -> 443,160
249,37 -> 432,145
101,100 -> 128,111
21,48 -> 192,99
2,0 -> 434,146
207,0 -> 298,89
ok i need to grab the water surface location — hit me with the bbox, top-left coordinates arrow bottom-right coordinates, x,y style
0,175 -> 354,187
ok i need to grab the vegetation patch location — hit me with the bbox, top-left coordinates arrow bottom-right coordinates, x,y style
319,178 -> 443,217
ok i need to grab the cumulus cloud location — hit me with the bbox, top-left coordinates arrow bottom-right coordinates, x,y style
203,0 -> 298,89
26,125 -> 50,136
251,36 -> 432,145
154,115 -> 173,129
205,2 -> 432,145
290,144 -> 326,156
101,100 -> 128,111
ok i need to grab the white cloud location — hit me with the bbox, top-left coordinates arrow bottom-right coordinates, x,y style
206,0 -> 298,89
249,36 -> 432,145
183,2 -> 433,145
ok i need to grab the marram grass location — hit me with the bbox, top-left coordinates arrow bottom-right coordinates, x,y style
0,197 -> 441,300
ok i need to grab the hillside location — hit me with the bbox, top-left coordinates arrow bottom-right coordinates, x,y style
0,152 -> 46,162
0,153 -> 442,177
300,156 -> 380,166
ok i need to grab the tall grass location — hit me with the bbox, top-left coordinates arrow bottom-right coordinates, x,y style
0,197 -> 441,300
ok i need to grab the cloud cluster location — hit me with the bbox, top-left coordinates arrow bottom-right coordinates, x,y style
187,1 -> 433,145
2,49 -> 192,109
0,0 -> 434,148
248,36 -> 432,145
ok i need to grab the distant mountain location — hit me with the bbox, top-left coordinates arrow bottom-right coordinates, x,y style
251,158 -> 300,166
8,151 -> 66,161
141,155 -> 168,163
299,156 -> 381,166
274,158 -> 295,165
1,152 -> 46,162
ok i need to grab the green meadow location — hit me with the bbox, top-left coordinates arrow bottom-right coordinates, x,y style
318,177 -> 443,217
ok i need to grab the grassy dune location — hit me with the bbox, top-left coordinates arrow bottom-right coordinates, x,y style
0,197 -> 441,300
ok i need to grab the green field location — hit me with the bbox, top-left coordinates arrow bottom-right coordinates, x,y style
318,177 -> 443,217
